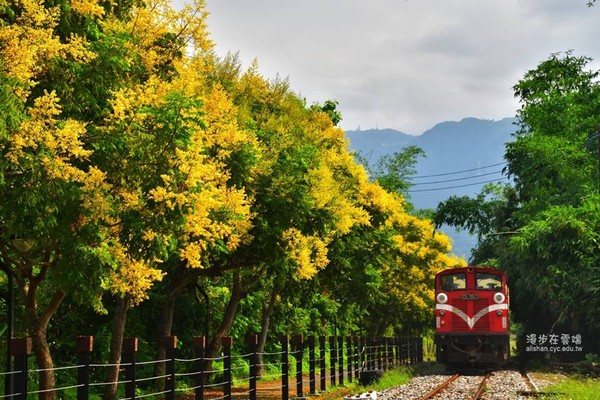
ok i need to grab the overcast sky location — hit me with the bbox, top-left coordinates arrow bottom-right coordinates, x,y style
201,1 -> 599,135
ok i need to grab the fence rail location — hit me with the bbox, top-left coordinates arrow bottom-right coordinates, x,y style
1,334 -> 423,400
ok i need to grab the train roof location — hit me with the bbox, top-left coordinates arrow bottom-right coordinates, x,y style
435,266 -> 506,277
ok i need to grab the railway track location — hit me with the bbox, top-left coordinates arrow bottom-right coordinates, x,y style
419,373 -> 491,400
371,368 -> 548,400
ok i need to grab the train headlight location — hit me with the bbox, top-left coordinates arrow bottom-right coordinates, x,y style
493,292 -> 506,304
436,293 -> 448,304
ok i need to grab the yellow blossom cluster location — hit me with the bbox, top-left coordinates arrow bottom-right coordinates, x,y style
107,243 -> 165,305
178,186 -> 253,268
107,0 -> 212,75
201,86 -> 257,160
0,0 -> 94,99
283,228 -> 331,280
6,91 -> 91,169
308,150 -> 371,234
70,0 -> 104,17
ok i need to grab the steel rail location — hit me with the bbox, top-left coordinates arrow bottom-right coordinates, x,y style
419,374 -> 459,400
470,373 -> 491,400
517,369 -> 565,397
520,370 -> 539,392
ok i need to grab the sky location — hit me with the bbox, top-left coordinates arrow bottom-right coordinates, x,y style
199,0 -> 600,135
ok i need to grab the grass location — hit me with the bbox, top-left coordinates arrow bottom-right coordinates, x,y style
312,365 -> 415,400
365,366 -> 413,391
541,375 -> 600,400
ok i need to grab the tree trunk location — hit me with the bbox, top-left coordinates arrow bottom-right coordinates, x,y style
153,267 -> 203,385
24,286 -> 66,400
205,272 -> 245,373
152,290 -> 179,391
104,295 -> 131,400
256,288 -> 278,377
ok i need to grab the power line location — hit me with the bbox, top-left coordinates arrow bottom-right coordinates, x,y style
407,177 -> 509,193
411,162 -> 507,179
409,170 -> 504,186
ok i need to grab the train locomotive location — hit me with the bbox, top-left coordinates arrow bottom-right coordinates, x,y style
434,266 -> 510,370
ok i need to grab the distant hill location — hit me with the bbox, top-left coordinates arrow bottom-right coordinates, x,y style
344,128 -> 414,163
345,117 -> 517,258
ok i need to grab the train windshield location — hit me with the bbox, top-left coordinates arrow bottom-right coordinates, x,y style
440,273 -> 466,291
476,272 -> 502,290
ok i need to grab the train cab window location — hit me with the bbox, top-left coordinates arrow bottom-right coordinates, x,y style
476,273 -> 502,290
440,273 -> 466,291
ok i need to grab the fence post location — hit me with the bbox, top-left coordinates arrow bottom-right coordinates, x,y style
417,337 -> 424,363
281,335 -> 289,400
10,337 -> 31,400
346,336 -> 352,383
76,336 -> 93,400
222,336 -> 233,400
397,337 -> 402,364
385,337 -> 394,369
364,337 -> 369,370
337,335 -> 344,386
379,337 -> 385,370
367,337 -> 374,370
123,337 -> 138,400
319,336 -> 326,392
382,337 -> 386,370
377,337 -> 383,370
381,337 -> 387,370
391,337 -> 396,366
308,336 -> 316,395
353,336 -> 360,378
412,336 -> 416,363
329,336 -> 336,386
164,336 -> 177,400
247,334 -> 258,400
294,335 -> 305,399
193,336 -> 205,400
361,336 -> 367,371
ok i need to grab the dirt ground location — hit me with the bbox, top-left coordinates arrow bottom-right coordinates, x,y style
182,371 -> 358,400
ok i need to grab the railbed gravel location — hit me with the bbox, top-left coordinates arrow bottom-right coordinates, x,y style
374,369 -> 540,400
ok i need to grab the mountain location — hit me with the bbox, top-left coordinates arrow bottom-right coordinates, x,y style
345,117 -> 518,258
344,128 -> 414,163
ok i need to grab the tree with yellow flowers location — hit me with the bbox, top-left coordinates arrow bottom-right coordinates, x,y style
0,0 -> 253,397
1,0 -> 467,398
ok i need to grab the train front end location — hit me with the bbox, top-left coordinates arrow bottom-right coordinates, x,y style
434,266 -> 510,369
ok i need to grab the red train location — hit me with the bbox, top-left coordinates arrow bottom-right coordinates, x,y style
434,266 -> 510,369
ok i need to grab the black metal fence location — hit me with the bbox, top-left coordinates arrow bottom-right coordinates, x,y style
1,335 -> 423,400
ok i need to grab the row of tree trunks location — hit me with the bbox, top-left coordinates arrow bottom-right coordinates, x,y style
17,260 -> 279,400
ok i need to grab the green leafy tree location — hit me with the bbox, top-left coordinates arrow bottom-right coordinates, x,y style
311,99 -> 342,126
436,52 -> 600,354
369,146 -> 425,194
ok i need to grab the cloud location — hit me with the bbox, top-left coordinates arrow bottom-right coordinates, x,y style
200,0 -> 600,134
